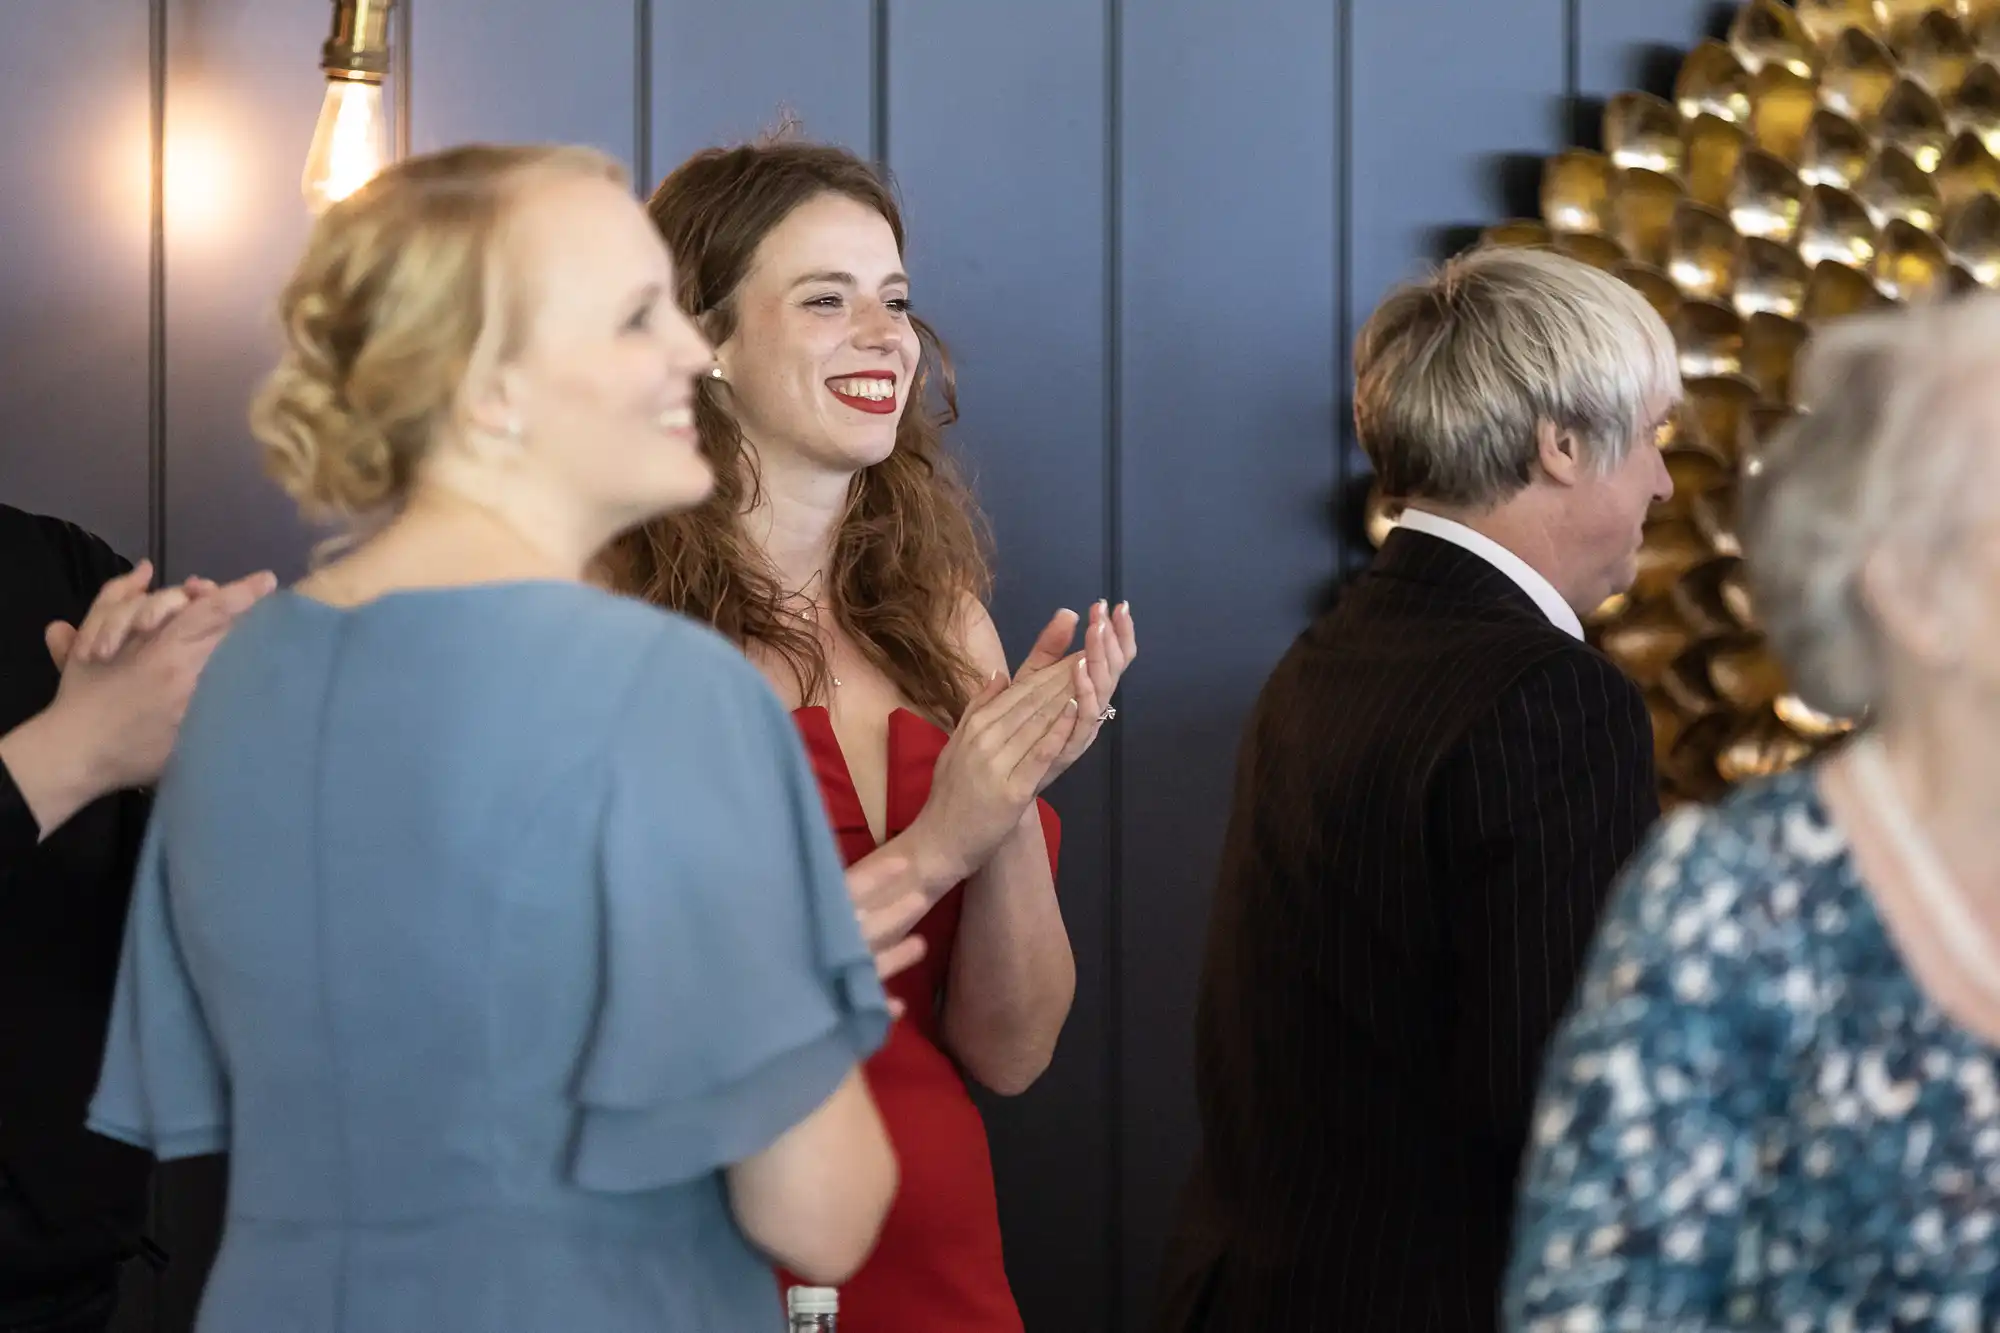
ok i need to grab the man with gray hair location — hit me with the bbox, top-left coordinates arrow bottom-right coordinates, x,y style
1155,247 -> 1675,1333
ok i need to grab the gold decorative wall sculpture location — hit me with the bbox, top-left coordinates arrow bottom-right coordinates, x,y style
1367,0 -> 2000,804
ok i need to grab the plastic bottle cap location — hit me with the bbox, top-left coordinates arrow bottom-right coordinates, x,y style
787,1287 -> 839,1316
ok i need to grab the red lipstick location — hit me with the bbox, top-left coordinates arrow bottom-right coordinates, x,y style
826,370 -> 899,415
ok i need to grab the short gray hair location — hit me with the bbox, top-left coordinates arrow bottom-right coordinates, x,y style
1742,295 -> 2000,719
1353,246 -> 1679,507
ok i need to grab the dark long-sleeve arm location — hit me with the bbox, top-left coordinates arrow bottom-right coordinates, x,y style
0,511 -> 138,873
1434,647 -> 1660,1173
0,751 -> 36,866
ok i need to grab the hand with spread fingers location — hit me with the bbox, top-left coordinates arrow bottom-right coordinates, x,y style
0,560 -> 277,839
1010,600 -> 1137,793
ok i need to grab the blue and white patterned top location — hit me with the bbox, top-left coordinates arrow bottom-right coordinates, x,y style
1507,765 -> 2000,1333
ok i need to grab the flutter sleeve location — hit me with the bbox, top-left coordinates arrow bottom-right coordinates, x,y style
86,812 -> 230,1159
571,632 -> 891,1191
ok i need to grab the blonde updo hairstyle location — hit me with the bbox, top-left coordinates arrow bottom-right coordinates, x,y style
1740,293 -> 2000,720
250,143 -> 627,527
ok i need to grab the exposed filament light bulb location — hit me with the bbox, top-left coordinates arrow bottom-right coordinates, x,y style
301,76 -> 388,211
303,0 -> 396,213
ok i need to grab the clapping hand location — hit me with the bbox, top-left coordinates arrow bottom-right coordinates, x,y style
1011,600 -> 1136,793
900,648 -> 1086,895
838,601 -> 1135,970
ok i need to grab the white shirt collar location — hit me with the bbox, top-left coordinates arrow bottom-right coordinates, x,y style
1393,508 -> 1585,640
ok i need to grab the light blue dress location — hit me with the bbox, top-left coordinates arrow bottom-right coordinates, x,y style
87,583 -> 889,1333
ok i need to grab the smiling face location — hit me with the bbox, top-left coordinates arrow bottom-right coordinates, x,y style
711,192 -> 920,477
494,170 -> 716,531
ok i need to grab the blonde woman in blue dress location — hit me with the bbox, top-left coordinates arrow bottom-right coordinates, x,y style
86,143 -> 926,1332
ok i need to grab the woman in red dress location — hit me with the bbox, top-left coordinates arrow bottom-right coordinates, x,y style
608,136 -> 1136,1332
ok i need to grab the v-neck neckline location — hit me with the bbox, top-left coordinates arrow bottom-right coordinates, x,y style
793,705 -> 922,851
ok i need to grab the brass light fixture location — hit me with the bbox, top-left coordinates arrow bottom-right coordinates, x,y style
1364,0 -> 2000,804
302,0 -> 396,212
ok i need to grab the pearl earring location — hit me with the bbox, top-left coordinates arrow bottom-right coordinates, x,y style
708,366 -> 725,381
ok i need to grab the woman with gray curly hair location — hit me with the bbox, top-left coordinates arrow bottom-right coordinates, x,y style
1507,294 -> 2000,1330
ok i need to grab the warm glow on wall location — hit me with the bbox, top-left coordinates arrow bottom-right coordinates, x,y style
304,0 -> 396,212
165,97 -> 238,238
105,88 -> 240,242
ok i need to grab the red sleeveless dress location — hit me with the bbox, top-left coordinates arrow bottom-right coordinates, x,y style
780,706 -> 1060,1333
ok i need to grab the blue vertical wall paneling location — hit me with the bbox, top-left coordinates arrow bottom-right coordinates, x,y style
410,0 -> 640,166
1346,0 -> 1570,318
1116,0 -> 1344,1318
649,0 -> 872,176
883,4 -> 1116,1329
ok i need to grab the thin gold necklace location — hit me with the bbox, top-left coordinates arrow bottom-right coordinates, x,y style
781,569 -> 840,689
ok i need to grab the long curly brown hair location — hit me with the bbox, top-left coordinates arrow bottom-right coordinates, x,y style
607,137 -> 993,724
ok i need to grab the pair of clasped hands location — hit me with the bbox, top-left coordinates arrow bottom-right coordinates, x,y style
4,561 -> 275,838
842,600 -> 1138,1002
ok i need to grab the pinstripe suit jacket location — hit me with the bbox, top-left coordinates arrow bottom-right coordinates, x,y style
1156,527 -> 1660,1333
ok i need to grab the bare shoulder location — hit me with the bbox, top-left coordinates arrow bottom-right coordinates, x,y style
954,591 -> 1009,677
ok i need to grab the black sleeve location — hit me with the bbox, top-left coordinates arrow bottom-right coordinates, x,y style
42,521 -> 152,869
1434,647 -> 1660,1159
30,511 -> 136,614
0,508 -> 142,869
0,753 -> 36,865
